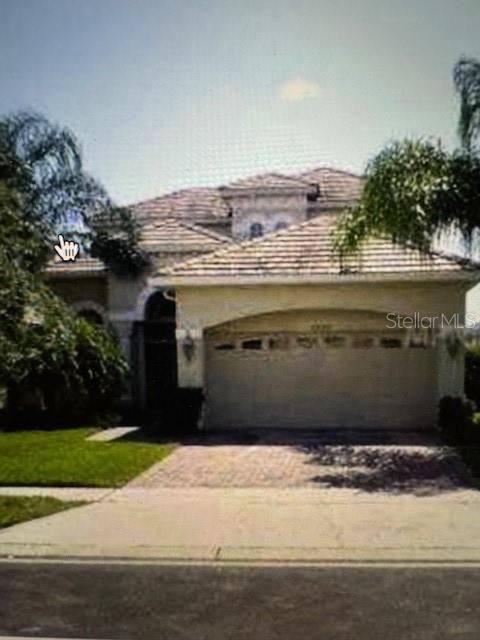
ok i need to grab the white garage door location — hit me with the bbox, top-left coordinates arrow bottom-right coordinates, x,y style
205,332 -> 437,429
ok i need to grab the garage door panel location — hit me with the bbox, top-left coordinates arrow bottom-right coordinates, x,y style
206,336 -> 437,429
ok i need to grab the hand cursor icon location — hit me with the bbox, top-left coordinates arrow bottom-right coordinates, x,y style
54,235 -> 79,262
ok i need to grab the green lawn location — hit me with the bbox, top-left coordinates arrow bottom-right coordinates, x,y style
0,496 -> 84,529
0,428 -> 175,487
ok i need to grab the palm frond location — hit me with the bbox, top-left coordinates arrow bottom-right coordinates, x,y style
453,57 -> 480,150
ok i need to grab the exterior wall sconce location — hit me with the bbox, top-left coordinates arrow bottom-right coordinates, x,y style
182,331 -> 195,363
162,289 -> 176,301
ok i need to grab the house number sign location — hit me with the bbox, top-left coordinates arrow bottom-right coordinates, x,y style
310,323 -> 332,334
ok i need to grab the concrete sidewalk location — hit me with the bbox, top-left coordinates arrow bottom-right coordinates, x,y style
2,487 -> 480,563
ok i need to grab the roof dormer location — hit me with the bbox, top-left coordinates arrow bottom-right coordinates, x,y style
219,172 -> 317,241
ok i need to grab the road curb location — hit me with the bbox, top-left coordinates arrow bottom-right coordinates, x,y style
2,543 -> 480,565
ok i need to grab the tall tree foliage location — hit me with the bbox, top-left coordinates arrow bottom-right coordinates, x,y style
0,182 -> 128,423
0,111 -> 149,276
334,140 -> 480,256
454,57 -> 480,152
335,57 -> 480,257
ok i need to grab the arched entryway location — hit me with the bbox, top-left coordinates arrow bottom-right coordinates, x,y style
143,291 -> 178,414
131,290 -> 178,418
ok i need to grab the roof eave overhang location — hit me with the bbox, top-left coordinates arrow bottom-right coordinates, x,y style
152,270 -> 480,288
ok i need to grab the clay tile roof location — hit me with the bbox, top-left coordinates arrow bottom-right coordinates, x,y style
139,217 -> 231,249
296,167 -> 363,207
221,172 -> 315,192
130,167 -> 363,229
132,187 -> 230,223
161,215 -> 473,280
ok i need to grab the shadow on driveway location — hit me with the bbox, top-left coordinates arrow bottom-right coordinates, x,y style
296,442 -> 475,496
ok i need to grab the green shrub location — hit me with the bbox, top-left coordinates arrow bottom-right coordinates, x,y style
72,318 -> 128,414
465,346 -> 480,409
0,284 -> 128,427
438,395 -> 477,444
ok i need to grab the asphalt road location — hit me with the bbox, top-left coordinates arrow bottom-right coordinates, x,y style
1,561 -> 480,640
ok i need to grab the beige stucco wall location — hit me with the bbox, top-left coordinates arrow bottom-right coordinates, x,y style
175,281 -> 466,332
174,281 -> 468,426
207,308 -> 407,336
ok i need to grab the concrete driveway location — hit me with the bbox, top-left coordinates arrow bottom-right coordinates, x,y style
127,429 -> 473,495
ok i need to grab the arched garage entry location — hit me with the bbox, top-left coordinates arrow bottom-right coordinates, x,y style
204,309 -> 437,430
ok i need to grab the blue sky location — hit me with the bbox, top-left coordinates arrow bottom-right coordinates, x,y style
1,0 -> 480,205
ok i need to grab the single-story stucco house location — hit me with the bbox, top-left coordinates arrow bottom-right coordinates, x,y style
46,168 -> 480,430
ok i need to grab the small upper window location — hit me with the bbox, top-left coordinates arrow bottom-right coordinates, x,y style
380,337 -> 402,349
242,339 -> 263,350
409,337 -> 427,349
215,342 -> 235,351
352,336 -> 374,349
324,335 -> 346,348
249,223 -> 264,239
307,184 -> 321,202
268,335 -> 289,350
296,336 -> 317,348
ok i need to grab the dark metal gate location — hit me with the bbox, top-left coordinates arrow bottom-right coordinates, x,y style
130,291 -> 203,432
130,291 -> 178,417
144,321 -> 178,411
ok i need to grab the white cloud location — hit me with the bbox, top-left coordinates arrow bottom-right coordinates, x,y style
278,76 -> 320,102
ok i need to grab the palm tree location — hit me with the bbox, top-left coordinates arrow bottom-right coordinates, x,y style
0,111 -> 148,276
0,111 -> 109,234
453,57 -> 480,151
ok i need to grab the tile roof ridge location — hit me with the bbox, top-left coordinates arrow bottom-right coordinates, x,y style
175,219 -> 232,242
296,165 -> 363,179
130,185 -> 219,209
140,216 -> 231,246
265,170 -> 315,185
221,171 -> 316,189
